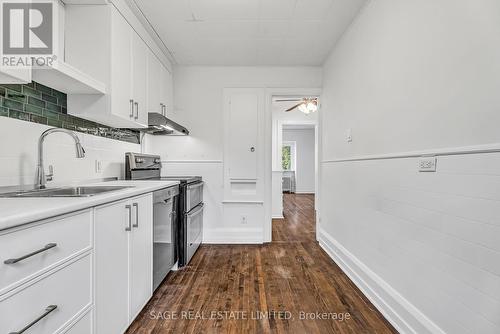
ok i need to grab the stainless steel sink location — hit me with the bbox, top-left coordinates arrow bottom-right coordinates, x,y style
0,186 -> 133,198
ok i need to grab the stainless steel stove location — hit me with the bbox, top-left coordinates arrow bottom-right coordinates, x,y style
125,153 -> 204,268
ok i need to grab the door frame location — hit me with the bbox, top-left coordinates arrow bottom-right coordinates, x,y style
264,88 -> 322,243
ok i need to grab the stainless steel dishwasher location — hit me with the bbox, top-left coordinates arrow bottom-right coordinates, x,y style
152,186 -> 179,291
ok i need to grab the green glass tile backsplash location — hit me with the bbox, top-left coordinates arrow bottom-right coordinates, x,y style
0,81 -> 140,144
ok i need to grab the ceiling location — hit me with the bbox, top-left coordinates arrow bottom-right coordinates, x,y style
134,0 -> 367,66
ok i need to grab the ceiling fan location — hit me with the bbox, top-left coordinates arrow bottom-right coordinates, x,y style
275,97 -> 318,114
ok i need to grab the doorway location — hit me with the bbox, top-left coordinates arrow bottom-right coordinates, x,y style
269,95 -> 319,241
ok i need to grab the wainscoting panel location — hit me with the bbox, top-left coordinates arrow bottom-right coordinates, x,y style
319,150 -> 500,334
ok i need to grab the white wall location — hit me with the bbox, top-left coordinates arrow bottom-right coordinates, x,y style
283,128 -> 315,193
0,117 -> 141,188
319,1 -> 500,334
148,66 -> 323,242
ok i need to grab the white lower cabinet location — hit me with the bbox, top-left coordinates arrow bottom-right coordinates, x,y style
129,196 -> 153,320
63,311 -> 92,334
95,194 -> 153,334
0,190 -> 156,334
0,254 -> 92,334
0,210 -> 92,295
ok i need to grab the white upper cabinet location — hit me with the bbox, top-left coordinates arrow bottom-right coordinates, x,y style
147,50 -> 172,116
110,7 -> 134,123
161,67 -> 173,117
65,4 -> 153,128
0,68 -> 32,84
0,1 -> 106,93
131,33 -> 148,126
147,51 -> 162,114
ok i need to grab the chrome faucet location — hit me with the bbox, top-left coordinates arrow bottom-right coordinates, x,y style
36,129 -> 86,189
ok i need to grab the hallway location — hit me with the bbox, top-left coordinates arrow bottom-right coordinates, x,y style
127,194 -> 397,334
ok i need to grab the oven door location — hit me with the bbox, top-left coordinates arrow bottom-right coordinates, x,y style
185,181 -> 204,212
185,203 -> 204,265
153,191 -> 178,291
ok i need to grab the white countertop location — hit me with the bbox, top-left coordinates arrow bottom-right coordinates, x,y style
0,180 -> 179,231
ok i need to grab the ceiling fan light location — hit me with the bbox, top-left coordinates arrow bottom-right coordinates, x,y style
306,101 -> 317,112
298,104 -> 309,114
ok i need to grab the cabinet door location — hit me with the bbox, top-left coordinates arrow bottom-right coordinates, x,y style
95,200 -> 131,334
147,51 -> 162,114
110,7 -> 133,122
0,67 -> 31,84
129,194 -> 153,320
225,90 -> 260,179
160,65 -> 173,116
131,33 -> 148,127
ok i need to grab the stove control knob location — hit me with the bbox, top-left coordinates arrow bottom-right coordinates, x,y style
154,158 -> 161,164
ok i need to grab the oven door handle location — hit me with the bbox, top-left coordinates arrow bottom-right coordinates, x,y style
187,203 -> 204,220
186,182 -> 204,190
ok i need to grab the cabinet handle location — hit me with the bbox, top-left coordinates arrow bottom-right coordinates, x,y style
4,243 -> 57,264
125,204 -> 132,231
134,102 -> 139,120
132,202 -> 139,228
129,99 -> 134,118
9,305 -> 57,334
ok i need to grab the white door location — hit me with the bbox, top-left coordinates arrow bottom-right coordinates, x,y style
94,200 -> 130,334
129,194 -> 153,320
131,32 -> 148,127
110,7 -> 133,122
226,91 -> 260,179
147,51 -> 162,114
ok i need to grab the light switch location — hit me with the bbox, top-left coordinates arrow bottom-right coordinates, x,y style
419,157 -> 437,172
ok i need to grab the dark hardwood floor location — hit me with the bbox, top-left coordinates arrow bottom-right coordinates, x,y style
126,193 -> 397,334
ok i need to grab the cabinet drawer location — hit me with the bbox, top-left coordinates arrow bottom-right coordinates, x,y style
0,254 -> 92,334
185,182 -> 203,212
186,204 -> 203,265
63,311 -> 92,334
0,210 -> 92,294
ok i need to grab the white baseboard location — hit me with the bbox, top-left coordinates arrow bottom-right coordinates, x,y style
318,228 -> 445,334
294,191 -> 315,194
272,215 -> 284,219
203,228 -> 263,244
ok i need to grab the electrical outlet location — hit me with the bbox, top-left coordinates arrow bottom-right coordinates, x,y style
419,157 -> 437,172
95,160 -> 102,173
241,216 -> 247,224
346,128 -> 352,142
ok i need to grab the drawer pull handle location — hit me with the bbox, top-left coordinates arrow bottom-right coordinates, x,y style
125,205 -> 132,231
9,305 -> 57,334
4,243 -> 57,264
132,202 -> 139,228
129,99 -> 134,118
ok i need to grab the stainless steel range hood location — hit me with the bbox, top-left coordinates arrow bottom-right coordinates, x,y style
141,112 -> 189,136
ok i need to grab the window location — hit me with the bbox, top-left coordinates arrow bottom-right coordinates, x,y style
282,141 -> 296,171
